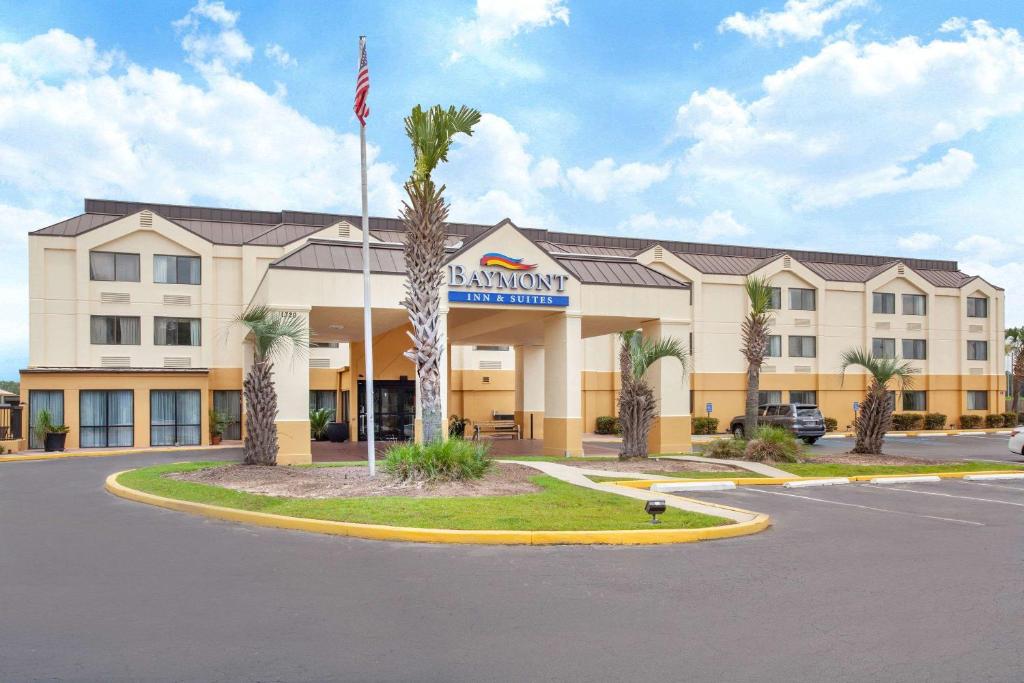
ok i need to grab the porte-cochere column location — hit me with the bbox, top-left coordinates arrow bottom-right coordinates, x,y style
641,318 -> 692,454
543,313 -> 583,456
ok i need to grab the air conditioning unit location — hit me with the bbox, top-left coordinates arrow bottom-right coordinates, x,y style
479,360 -> 502,370
163,294 -> 191,306
907,322 -> 922,331
795,365 -> 812,373
762,365 -> 777,373
795,318 -> 811,327
163,357 -> 191,368
968,324 -> 983,333
309,358 -> 331,368
100,292 -> 130,304
101,356 -> 130,367
969,367 -> 983,375
875,321 -> 891,330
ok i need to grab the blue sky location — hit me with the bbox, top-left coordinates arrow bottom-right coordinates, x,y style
1,0 -> 1023,379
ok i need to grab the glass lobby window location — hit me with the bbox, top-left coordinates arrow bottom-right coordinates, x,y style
89,251 -> 140,282
151,390 -> 201,446
768,287 -> 782,310
80,390 -> 133,448
758,390 -> 782,405
788,336 -> 816,358
967,297 -> 988,318
28,390 -> 63,450
902,293 -> 926,316
213,390 -> 242,440
90,316 -> 140,345
309,390 -> 337,421
966,391 -> 988,410
154,254 -> 200,284
789,288 -> 816,311
903,339 -> 927,360
902,391 -> 927,411
154,317 -> 201,346
766,335 -> 782,357
967,340 -> 988,361
872,338 -> 896,359
872,292 -> 895,314
790,391 -> 816,404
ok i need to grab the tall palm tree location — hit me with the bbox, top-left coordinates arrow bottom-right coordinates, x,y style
740,275 -> 774,437
1006,327 -> 1024,414
233,305 -> 308,465
840,347 -> 918,454
618,330 -> 689,459
400,104 -> 481,443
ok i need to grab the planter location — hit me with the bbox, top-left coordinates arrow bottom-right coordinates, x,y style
43,432 -> 67,452
449,424 -> 467,439
326,421 -> 349,443
210,434 -> 223,445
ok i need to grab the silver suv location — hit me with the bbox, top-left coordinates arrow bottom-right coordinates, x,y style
729,403 -> 826,444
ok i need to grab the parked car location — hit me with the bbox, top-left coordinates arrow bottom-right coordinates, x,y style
1008,427 -> 1024,455
729,403 -> 826,444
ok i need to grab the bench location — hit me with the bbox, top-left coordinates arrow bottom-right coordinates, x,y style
472,415 -> 521,440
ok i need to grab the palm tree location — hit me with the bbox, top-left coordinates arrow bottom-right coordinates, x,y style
400,104 -> 481,443
233,305 -> 308,465
840,347 -> 918,454
1006,327 -> 1024,414
740,275 -> 774,437
617,330 -> 689,459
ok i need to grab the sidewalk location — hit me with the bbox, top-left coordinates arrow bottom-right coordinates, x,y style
0,443 -> 240,463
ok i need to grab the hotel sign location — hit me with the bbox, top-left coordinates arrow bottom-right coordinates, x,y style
447,252 -> 570,307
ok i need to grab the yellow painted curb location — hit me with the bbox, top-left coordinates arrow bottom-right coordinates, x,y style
105,470 -> 771,546
0,445 -> 238,463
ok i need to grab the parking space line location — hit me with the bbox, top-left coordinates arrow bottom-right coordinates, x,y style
862,484 -> 1024,508
746,488 -> 984,526
963,481 -> 1024,492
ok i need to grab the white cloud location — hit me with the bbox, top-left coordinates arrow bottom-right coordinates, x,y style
174,0 -> 253,73
956,234 -> 1007,263
939,17 -> 968,33
566,158 -> 671,202
264,43 -> 296,67
449,0 -> 569,76
719,0 -> 868,45
618,210 -> 750,242
896,231 -> 941,251
675,21 -> 1024,209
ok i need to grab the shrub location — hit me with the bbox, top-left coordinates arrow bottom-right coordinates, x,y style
984,414 -> 1004,428
891,413 -> 924,431
824,417 -> 838,432
448,414 -> 469,438
702,437 -> 747,459
692,417 -> 719,435
959,414 -> 982,429
595,416 -> 621,435
309,408 -> 331,440
924,413 -> 947,430
383,439 -> 493,483
1001,412 -> 1019,427
743,426 -> 801,463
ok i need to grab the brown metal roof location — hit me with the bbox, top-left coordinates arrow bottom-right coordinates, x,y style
175,219 -> 277,245
33,212 -> 121,237
554,256 -> 688,289
245,223 -> 325,246
673,252 -> 774,276
539,241 -> 636,257
270,240 -> 407,274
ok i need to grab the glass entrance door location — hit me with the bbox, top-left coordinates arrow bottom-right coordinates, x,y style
357,380 -> 415,442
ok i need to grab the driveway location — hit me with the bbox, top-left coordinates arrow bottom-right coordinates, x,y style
805,432 -> 1023,463
2,449 -> 1023,682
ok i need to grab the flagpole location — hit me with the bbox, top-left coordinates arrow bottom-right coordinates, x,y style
358,36 -> 376,476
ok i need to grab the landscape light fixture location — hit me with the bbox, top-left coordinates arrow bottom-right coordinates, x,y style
645,499 -> 667,524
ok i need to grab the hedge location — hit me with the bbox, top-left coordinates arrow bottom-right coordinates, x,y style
824,417 -> 838,432
924,413 -> 947,430
595,416 -> 621,435
959,414 -> 983,429
692,417 -> 719,435
1001,412 -> 1020,427
984,414 -> 1004,428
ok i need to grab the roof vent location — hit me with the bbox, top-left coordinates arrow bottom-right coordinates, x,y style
338,223 -> 351,239
101,356 -> 130,367
163,294 -> 191,306
479,360 -> 502,370
100,292 -> 130,304
163,357 -> 191,368
783,256 -> 792,269
653,245 -> 664,262
140,211 -> 153,228
897,264 -> 906,275
309,358 -> 331,368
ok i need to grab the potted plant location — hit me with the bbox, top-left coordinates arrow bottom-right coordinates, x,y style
208,408 -> 227,445
449,414 -> 469,439
35,409 -> 69,452
309,408 -> 331,441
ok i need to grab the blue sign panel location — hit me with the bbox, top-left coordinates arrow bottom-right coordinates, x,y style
853,401 -> 860,412
705,402 -> 713,414
448,291 -> 569,307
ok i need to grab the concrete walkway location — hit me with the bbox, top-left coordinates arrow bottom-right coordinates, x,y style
660,455 -> 792,477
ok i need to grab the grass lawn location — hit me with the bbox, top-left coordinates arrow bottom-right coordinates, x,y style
779,461 -> 1024,478
117,462 -> 732,531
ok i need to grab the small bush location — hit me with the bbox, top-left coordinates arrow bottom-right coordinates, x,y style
984,414 -> 1004,428
702,437 -> 747,459
959,414 -> 983,429
892,413 -> 924,431
692,417 -> 720,435
309,408 -> 331,440
924,413 -> 947,430
824,417 -> 838,432
743,426 -> 801,463
595,416 -> 621,435
1001,412 -> 1019,427
383,439 -> 492,483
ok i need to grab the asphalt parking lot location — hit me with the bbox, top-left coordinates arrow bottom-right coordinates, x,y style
804,432 -> 1023,463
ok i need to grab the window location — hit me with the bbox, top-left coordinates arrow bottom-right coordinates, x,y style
902,391 -> 927,411
967,297 -> 988,318
758,390 -> 782,405
154,317 -> 200,346
967,340 -> 988,361
967,391 -> 988,411
903,339 -> 927,360
789,288 -> 816,311
89,251 -> 140,282
154,254 -> 200,284
90,316 -> 140,345
788,335 -> 816,358
151,390 -> 201,446
213,390 -> 241,440
768,287 -> 782,310
340,390 -> 351,422
80,390 -> 133,447
309,341 -> 340,348
766,335 -> 782,357
872,337 -> 896,359
872,292 -> 895,314
28,390 -> 63,450
790,390 -> 816,405
309,390 -> 337,421
902,293 -> 926,316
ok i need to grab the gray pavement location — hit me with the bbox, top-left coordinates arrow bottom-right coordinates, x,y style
2,445 -> 1024,682
800,431 -> 1024,463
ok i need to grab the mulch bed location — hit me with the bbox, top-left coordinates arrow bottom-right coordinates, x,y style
553,459 -> 744,473
168,462 -> 541,499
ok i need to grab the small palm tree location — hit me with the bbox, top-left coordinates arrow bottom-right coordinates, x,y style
1006,327 -> 1024,414
840,347 -> 918,454
233,305 -> 308,465
400,104 -> 481,443
617,330 -> 689,459
740,275 -> 774,437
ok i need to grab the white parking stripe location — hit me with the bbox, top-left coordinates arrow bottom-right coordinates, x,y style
863,484 -> 1024,507
964,481 -> 1024,492
747,488 -> 984,526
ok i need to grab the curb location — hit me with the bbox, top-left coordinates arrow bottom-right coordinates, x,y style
0,444 -> 239,464
607,470 -> 1024,489
104,470 -> 771,546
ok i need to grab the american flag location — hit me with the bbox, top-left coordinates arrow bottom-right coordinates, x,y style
354,36 -> 370,126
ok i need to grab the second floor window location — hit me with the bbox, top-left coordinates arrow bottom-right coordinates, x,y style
967,297 -> 988,318
789,288 -> 816,311
788,335 -> 816,358
872,292 -> 895,314
872,337 -> 896,359
89,251 -> 140,282
768,287 -> 782,310
902,339 -> 927,360
766,335 -> 782,357
154,255 -> 201,285
90,316 -> 140,345
967,340 -> 988,361
155,317 -> 201,346
902,293 -> 926,316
